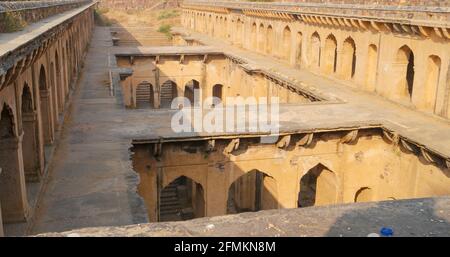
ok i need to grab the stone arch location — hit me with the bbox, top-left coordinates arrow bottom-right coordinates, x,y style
342,37 -> 357,79
135,82 -> 154,108
424,55 -> 441,112
258,23 -> 265,53
296,31 -> 303,68
227,169 -> 278,214
236,18 -> 243,45
354,187 -> 373,203
366,44 -> 378,91
298,163 -> 338,207
282,26 -> 292,61
21,84 -> 41,181
160,80 -> 178,109
0,103 -> 29,224
50,61 -> 58,126
160,175 -> 205,222
324,34 -> 337,74
55,50 -> 64,112
251,22 -> 257,50
309,32 -> 321,68
266,25 -> 274,55
212,84 -> 223,106
184,79 -> 201,107
39,65 -> 53,144
396,45 -> 415,99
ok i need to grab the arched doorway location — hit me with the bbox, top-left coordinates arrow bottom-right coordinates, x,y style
39,65 -> 53,145
342,37 -> 357,79
396,45 -> 415,100
0,104 -> 29,224
266,25 -> 274,55
258,24 -> 265,53
424,55 -> 441,112
354,187 -> 373,203
159,176 -> 205,222
160,80 -> 178,109
55,51 -> 64,112
236,19 -> 243,45
298,164 -> 338,207
212,84 -> 223,107
50,61 -> 58,126
366,44 -> 378,91
324,34 -> 337,74
21,85 -> 41,181
136,82 -> 154,108
227,170 -> 278,214
282,26 -> 291,61
296,32 -> 303,68
184,80 -> 200,107
310,32 -> 321,68
251,23 -> 257,49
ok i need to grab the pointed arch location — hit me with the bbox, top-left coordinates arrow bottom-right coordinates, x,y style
310,32 -> 321,68
282,26 -> 292,61
424,55 -> 441,112
366,44 -> 378,91
160,175 -> 205,222
396,45 -> 415,99
227,169 -> 278,214
324,34 -> 337,74
184,79 -> 200,107
266,25 -> 274,55
160,80 -> 178,109
258,23 -> 265,53
298,163 -> 338,207
342,37 -> 357,79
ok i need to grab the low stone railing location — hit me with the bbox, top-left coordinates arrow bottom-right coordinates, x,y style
0,0 -> 93,33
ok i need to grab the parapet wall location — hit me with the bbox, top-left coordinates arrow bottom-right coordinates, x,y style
183,0 -> 450,25
0,0 -> 93,33
98,0 -> 180,10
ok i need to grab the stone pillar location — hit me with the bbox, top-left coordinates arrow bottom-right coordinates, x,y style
0,135 -> 29,223
22,112 -> 41,182
39,90 -> 54,145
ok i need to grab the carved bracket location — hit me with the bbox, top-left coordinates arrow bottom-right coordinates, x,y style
276,135 -> 291,149
224,138 -> 239,155
296,133 -> 313,148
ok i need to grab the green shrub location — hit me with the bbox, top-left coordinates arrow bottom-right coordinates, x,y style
157,10 -> 179,20
158,24 -> 173,39
1,12 -> 27,33
94,9 -> 112,26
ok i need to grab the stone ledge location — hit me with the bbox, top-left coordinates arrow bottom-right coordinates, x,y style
37,197 -> 450,237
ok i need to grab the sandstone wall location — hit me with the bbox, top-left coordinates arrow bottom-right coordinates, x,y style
98,0 -> 181,10
0,0 -> 93,33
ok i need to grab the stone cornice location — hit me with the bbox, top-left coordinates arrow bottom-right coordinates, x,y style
182,1 -> 450,39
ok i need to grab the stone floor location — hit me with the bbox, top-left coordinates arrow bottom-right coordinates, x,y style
38,197 -> 450,237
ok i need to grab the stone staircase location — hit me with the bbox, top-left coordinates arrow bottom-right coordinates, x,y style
159,183 -> 183,222
110,27 -> 172,47
135,84 -> 152,108
160,81 -> 175,108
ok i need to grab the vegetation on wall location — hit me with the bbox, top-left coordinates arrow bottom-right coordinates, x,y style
157,9 -> 179,20
0,11 -> 27,33
158,24 -> 172,39
94,8 -> 113,26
